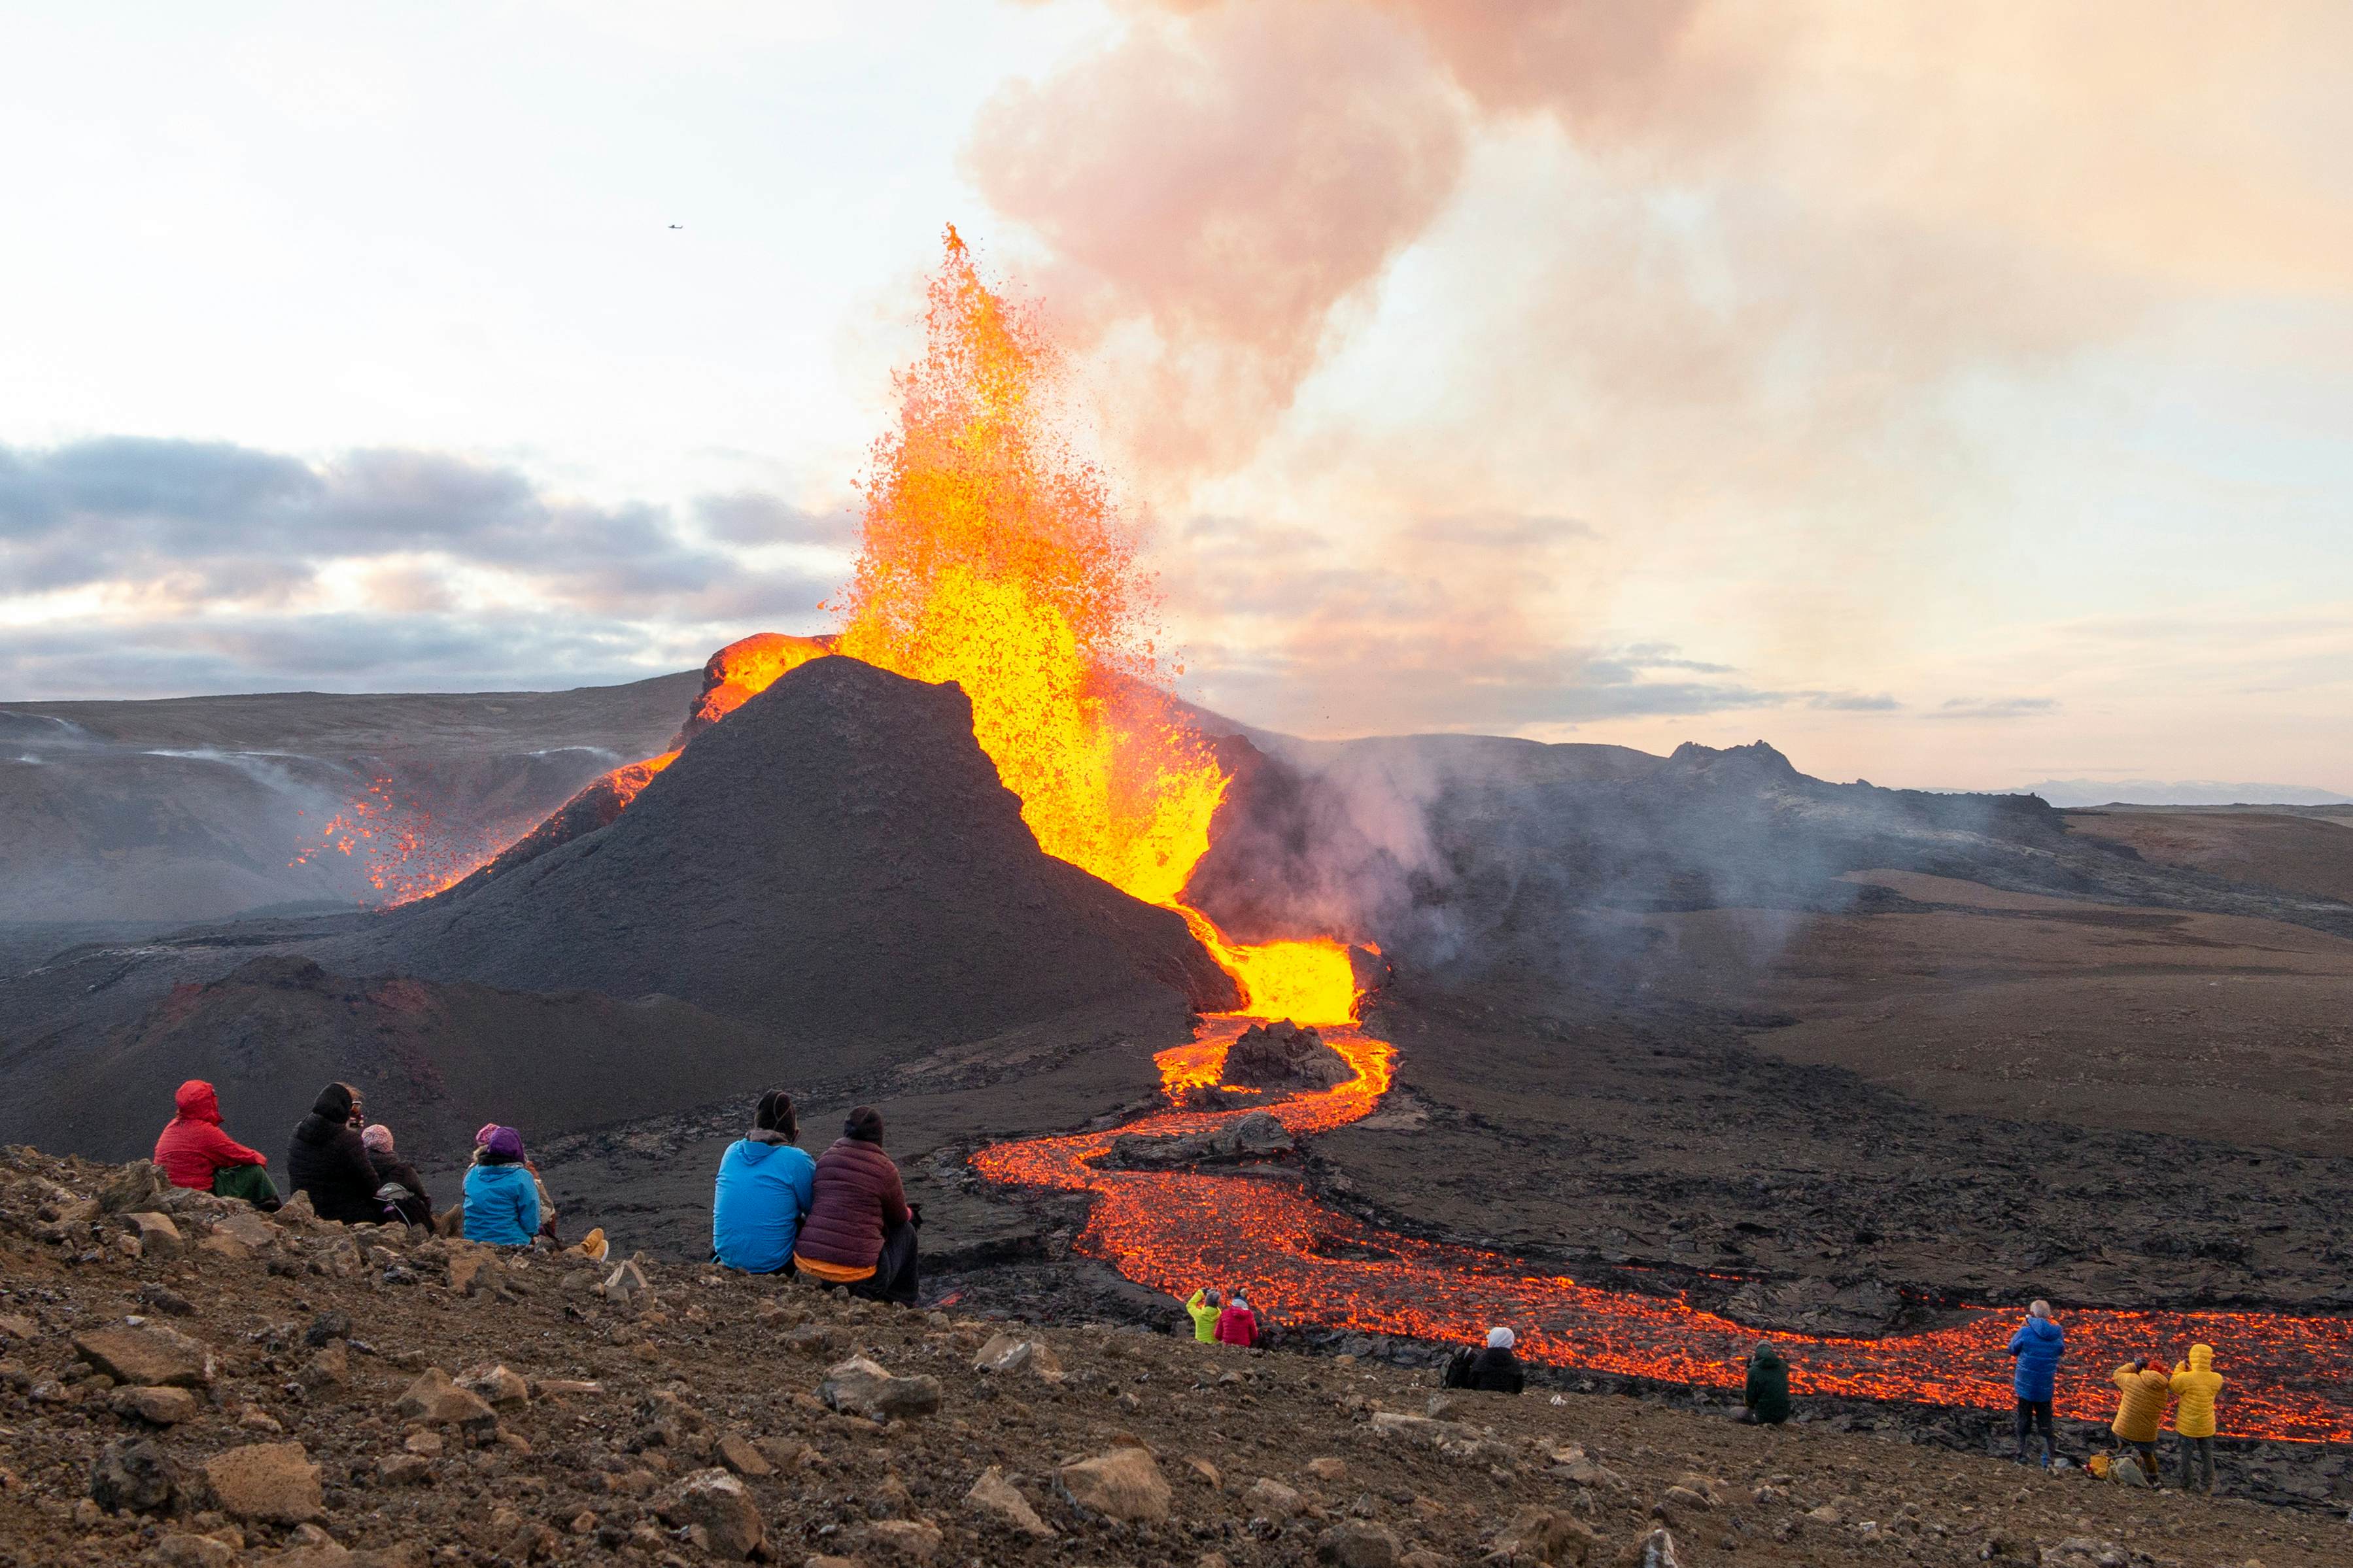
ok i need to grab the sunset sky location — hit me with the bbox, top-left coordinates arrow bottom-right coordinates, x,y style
3,1 -> 2348,791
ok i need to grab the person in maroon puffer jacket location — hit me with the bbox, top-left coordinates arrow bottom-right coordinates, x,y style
792,1106 -> 919,1305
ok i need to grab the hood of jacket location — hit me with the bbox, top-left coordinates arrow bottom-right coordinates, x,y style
735,1134 -> 800,1164
2188,1343 -> 2212,1371
310,1083 -> 356,1122
292,1112 -> 344,1146
174,1080 -> 222,1123
2019,1316 -> 2063,1346
1752,1346 -> 1787,1371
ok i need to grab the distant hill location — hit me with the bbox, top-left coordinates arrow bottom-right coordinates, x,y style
2002,779 -> 2353,808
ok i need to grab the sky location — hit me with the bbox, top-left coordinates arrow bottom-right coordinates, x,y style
2,0 -> 2348,792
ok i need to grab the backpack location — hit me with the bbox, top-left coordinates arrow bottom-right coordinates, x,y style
1441,1347 -> 1477,1389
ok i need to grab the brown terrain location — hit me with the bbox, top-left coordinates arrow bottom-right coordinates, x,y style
0,1145 -> 2344,1568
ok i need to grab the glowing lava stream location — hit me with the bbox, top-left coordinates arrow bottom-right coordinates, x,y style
973,1015 -> 2353,1444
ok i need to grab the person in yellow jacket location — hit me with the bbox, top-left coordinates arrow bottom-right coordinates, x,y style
1184,1287 -> 1223,1344
2169,1343 -> 2224,1493
2108,1360 -> 2169,1483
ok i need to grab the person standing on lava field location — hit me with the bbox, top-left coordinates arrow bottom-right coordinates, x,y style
1464,1327 -> 1528,1393
793,1106 -> 919,1306
1737,1340 -> 1792,1424
286,1082 -> 385,1224
154,1079 -> 280,1210
1186,1287 -> 1223,1344
2168,1343 -> 2224,1493
2006,1299 -> 2067,1467
712,1089 -> 816,1275
2108,1359 -> 2171,1483
1214,1291 -> 1260,1347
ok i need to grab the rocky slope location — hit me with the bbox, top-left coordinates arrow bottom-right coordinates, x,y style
0,1147 -> 2343,1568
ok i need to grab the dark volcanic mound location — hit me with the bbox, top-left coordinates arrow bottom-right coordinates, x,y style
341,656 -> 1238,1044
0,954 -> 781,1165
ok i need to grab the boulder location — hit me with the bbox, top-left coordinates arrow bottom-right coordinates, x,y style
820,1355 -> 941,1422
88,1436 -> 181,1514
1618,1528 -> 1681,1568
1492,1507 -> 1598,1565
1222,1019 -> 1352,1089
97,1161 -> 170,1215
1057,1446 -> 1171,1524
300,1344 -> 350,1391
1245,1477 -> 1303,1518
122,1211 -> 186,1259
972,1332 -> 1064,1381
1368,1410 -> 1490,1459
394,1367 -> 498,1434
861,1518 -> 944,1562
112,1384 -> 201,1425
1317,1520 -> 1404,1568
74,1323 -> 217,1388
658,1469 -> 764,1560
203,1441 -> 325,1524
154,1535 -> 239,1568
1105,1110 -> 1294,1168
966,1465 -> 1054,1538
213,1209 -> 279,1250
456,1363 -> 530,1408
1306,1456 -> 1348,1482
600,1258 -> 653,1310
715,1431 -> 774,1478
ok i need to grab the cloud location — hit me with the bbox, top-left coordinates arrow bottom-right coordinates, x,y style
0,437 -> 845,698
1931,696 -> 2059,721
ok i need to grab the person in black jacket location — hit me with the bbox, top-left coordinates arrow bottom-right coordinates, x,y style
360,1123 -> 433,1227
286,1082 -> 382,1223
1464,1327 -> 1527,1393
1737,1340 -> 1792,1424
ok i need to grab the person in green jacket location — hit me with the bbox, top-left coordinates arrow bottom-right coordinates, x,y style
1737,1341 -> 1793,1425
1185,1287 -> 1223,1344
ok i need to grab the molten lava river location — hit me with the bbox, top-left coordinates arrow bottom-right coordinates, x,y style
972,1011 -> 2353,1444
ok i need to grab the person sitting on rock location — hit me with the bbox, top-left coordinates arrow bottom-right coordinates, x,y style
793,1106 -> 919,1305
2108,1358 -> 2170,1484
712,1089 -> 816,1274
360,1123 -> 433,1227
462,1125 -> 543,1246
2168,1343 -> 2223,1493
1737,1340 -> 1791,1424
1186,1287 -> 1223,1344
154,1079 -> 279,1210
2006,1299 -> 2067,1467
286,1082 -> 384,1224
1214,1291 -> 1260,1348
1464,1326 -> 1526,1393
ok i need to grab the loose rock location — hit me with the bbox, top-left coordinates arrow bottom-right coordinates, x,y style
967,1465 -> 1055,1538
1058,1446 -> 1171,1524
203,1441 -> 325,1524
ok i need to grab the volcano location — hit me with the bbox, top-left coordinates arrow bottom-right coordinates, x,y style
334,655 -> 1239,1049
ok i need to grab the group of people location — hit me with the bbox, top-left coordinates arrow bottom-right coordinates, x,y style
710,1091 -> 920,1304
1184,1287 -> 1263,1346
152,1079 -> 594,1255
2007,1299 -> 2225,1491
154,1081 -> 2237,1491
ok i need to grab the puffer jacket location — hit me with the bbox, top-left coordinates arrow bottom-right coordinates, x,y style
1464,1346 -> 1526,1393
2169,1344 -> 2223,1438
154,1080 -> 267,1189
712,1133 -> 816,1274
463,1159 -> 541,1247
367,1151 -> 434,1227
2006,1316 -> 2066,1401
1186,1291 -> 1220,1344
794,1138 -> 910,1272
2110,1363 -> 2169,1442
1745,1346 -> 1793,1422
1214,1303 -> 1258,1347
286,1086 -> 383,1224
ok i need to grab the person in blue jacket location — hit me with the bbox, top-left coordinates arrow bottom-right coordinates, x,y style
2006,1299 -> 2067,1466
712,1089 -> 816,1274
463,1125 -> 542,1247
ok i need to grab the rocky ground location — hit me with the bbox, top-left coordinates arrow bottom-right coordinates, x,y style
1,1148 -> 2346,1568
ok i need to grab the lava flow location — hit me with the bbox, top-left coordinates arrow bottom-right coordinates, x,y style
974,1015 -> 2353,1445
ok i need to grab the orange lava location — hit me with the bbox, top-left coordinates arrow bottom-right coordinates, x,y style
604,749 -> 679,810
291,774 -> 509,906
974,1014 -> 2353,1444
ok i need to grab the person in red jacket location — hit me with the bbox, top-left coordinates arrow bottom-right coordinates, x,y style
792,1106 -> 919,1305
1215,1291 -> 1260,1347
153,1080 -> 280,1209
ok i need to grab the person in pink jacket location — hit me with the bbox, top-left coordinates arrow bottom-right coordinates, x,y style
152,1080 -> 279,1208
1214,1292 -> 1259,1347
